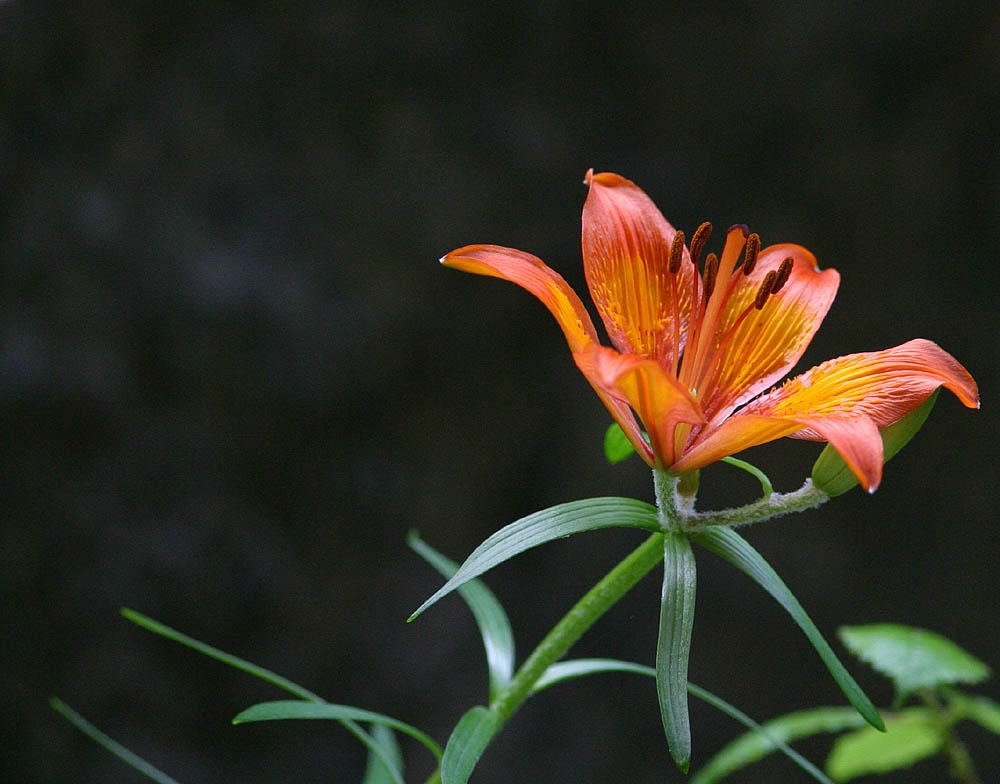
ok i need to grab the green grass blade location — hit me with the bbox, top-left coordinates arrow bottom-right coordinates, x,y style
49,697 -> 183,784
362,724 -> 404,784
440,705 -> 504,784
691,528 -> 884,731
233,701 -> 443,761
656,532 -> 697,773
408,497 -> 660,621
408,531 -> 515,700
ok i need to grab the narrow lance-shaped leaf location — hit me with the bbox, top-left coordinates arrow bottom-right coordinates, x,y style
825,708 -> 944,781
408,531 -> 515,700
691,528 -> 884,731
530,659 -> 833,784
691,706 -> 866,784
440,706 -> 505,784
362,724 -> 404,784
812,390 -> 939,496
657,532 -> 697,773
409,497 -> 660,620
838,623 -> 990,704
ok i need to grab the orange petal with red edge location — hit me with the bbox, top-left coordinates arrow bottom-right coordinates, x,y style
582,171 -> 697,363
696,244 -> 839,425
442,244 -> 599,353
575,344 -> 704,468
740,338 -> 980,430
672,412 -> 885,491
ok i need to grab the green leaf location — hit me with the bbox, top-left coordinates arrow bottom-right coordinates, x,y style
691,527 -> 884,731
825,708 -> 944,781
233,701 -> 443,761
839,623 -> 990,702
362,724 -> 404,784
604,422 -> 637,463
121,608 -> 421,783
440,706 -> 504,784
691,706 -> 866,784
946,689 -> 1000,736
812,390 -> 939,496
529,659 -> 833,784
408,532 -> 515,700
409,497 -> 661,621
656,532 -> 697,773
720,456 -> 773,498
49,698 -> 183,784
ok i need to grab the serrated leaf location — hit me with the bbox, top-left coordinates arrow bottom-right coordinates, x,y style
691,527 -> 883,731
408,532 -> 515,700
440,706 -> 504,784
604,422 -> 637,463
656,532 -> 697,773
691,706 -> 865,784
49,698 -> 183,784
826,708 -> 943,781
839,623 -> 990,701
362,724 -> 404,784
812,390 -> 938,496
232,701 -> 442,762
409,497 -> 661,620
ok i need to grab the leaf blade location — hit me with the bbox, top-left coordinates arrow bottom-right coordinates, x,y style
604,422 -> 637,463
440,706 -> 505,784
656,532 -> 697,773
691,527 -> 884,731
825,708 -> 944,781
362,724 -> 404,784
409,497 -> 660,621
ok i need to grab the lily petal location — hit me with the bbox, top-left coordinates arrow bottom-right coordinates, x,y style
697,244 -> 839,425
575,344 -> 704,468
582,171 -> 697,363
740,338 -> 980,427
441,245 -> 599,353
673,412 -> 885,491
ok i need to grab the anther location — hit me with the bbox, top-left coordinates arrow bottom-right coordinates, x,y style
754,271 -> 777,309
741,233 -> 760,276
668,231 -> 685,274
703,253 -> 720,298
771,257 -> 794,294
690,222 -> 712,268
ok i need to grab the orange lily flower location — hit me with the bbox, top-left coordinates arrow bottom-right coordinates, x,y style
442,171 -> 979,492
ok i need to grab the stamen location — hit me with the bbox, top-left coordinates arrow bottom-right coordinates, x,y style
741,233 -> 760,276
668,230 -> 685,274
754,271 -> 777,309
702,253 -> 719,298
689,222 -> 712,268
771,257 -> 794,294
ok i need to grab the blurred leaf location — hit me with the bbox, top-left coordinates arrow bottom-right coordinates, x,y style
839,623 -> 990,700
946,689 -> 1000,736
656,532 -> 697,773
603,422 -> 636,463
408,532 -> 515,700
825,708 -> 943,781
531,659 -> 832,783
49,698 -> 183,784
440,706 -> 504,784
812,390 -> 938,496
691,707 -> 865,784
232,701 -> 442,762
362,724 -> 404,784
691,528 -> 883,731
409,497 -> 660,620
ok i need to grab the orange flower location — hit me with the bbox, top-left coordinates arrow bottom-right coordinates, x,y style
442,171 -> 978,492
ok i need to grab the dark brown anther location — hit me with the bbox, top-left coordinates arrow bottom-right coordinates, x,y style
668,230 -> 685,274
742,233 -> 760,276
690,222 -> 712,268
754,271 -> 777,309
771,257 -> 794,294
703,252 -> 719,298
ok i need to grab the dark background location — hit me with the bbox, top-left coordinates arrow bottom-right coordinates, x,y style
4,2 -> 998,782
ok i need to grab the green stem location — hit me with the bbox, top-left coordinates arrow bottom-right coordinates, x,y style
681,478 -> 828,530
